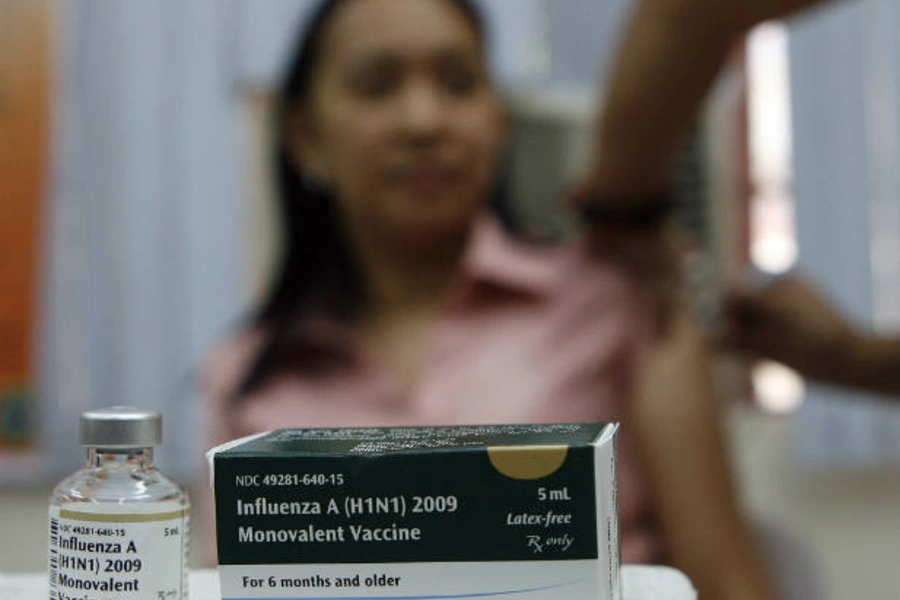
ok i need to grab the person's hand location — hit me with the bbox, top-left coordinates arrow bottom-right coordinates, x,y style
718,276 -> 857,381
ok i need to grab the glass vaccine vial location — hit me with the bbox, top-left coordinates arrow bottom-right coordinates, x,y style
48,407 -> 190,600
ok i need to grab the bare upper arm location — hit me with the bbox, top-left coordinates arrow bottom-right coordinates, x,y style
629,316 -> 776,600
663,0 -> 830,28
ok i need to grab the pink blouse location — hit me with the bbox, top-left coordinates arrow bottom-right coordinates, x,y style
202,217 -> 664,564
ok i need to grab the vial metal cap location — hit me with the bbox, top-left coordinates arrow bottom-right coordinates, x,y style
80,406 -> 162,448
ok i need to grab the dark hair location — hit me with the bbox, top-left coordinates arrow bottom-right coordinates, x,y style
238,0 -> 515,396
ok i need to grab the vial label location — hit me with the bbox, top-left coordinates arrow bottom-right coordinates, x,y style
48,504 -> 189,600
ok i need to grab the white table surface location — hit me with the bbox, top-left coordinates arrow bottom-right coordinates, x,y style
1,566 -> 694,599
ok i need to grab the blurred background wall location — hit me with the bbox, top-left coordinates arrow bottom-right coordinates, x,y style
1,1 -> 898,597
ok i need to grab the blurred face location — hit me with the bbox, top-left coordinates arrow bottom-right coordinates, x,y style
289,0 -> 506,250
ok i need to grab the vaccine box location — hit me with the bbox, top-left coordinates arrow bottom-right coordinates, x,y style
208,423 -> 621,600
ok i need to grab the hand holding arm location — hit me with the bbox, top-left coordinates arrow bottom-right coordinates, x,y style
721,277 -> 900,396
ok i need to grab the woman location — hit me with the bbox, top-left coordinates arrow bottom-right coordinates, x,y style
202,1 -> 776,598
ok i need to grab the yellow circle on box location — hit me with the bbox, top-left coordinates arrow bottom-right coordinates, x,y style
487,445 -> 569,480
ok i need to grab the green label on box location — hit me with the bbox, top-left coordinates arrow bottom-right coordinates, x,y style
214,426 -> 604,565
